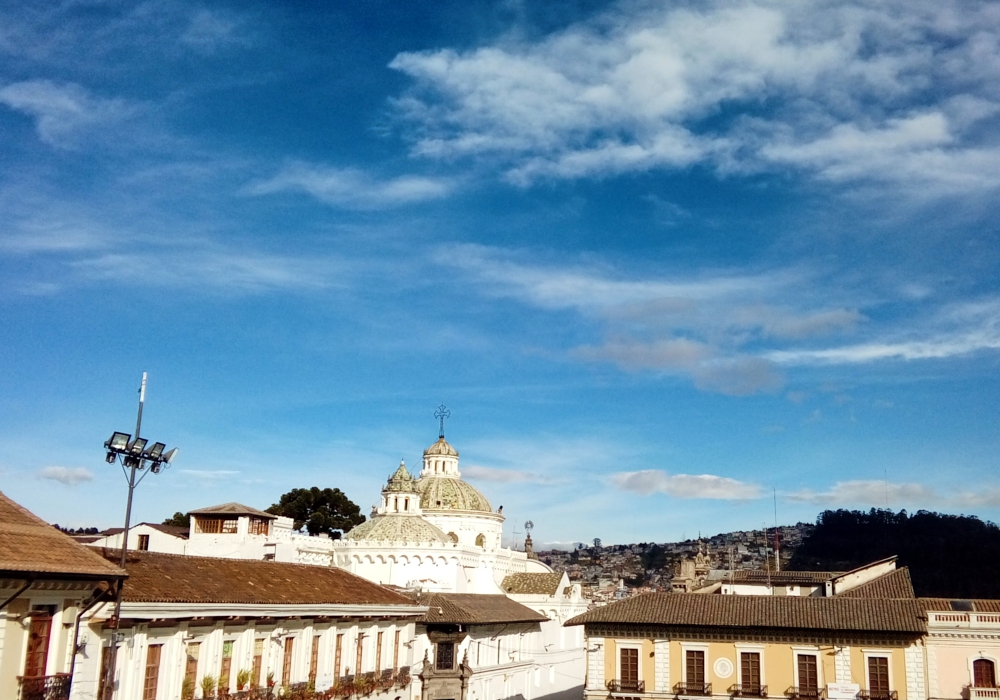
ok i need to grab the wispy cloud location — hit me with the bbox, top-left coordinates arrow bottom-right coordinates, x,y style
0,80 -> 139,148
179,9 -> 253,54
390,0 -> 1000,197
614,470 -> 762,499
248,162 -> 454,210
38,466 -> 94,485
787,480 -> 936,506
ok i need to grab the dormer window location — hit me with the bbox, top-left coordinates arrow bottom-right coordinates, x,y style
197,517 -> 238,534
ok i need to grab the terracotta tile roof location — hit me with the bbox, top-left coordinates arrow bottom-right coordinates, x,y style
565,592 -> 925,633
501,573 -> 563,595
409,593 -> 548,625
187,502 -> 276,519
839,568 -> 914,599
728,570 -> 839,584
918,598 -> 1000,613
99,523 -> 189,539
108,550 -> 418,606
0,491 -> 126,580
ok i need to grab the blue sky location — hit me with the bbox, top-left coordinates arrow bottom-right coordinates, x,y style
2,0 -> 1000,547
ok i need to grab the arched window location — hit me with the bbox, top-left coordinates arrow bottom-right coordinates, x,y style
475,534 -> 485,547
404,497 -> 409,511
448,532 -> 459,543
974,659 -> 996,688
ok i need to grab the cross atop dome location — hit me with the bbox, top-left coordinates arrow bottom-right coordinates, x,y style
434,404 -> 451,438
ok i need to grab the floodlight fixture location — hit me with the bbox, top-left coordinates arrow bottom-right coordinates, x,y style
105,452 -> 116,464
161,447 -> 179,464
127,437 -> 148,455
144,442 -> 165,460
105,432 -> 131,451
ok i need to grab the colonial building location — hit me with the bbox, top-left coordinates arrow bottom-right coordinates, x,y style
0,491 -> 126,700
77,550 -> 427,700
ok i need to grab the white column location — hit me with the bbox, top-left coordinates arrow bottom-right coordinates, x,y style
904,643 -> 925,700
835,646 -> 851,684
654,640 -> 670,692
587,637 -> 605,691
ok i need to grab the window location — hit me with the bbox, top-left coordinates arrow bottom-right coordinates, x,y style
196,517 -> 238,534
686,650 -> 706,688
448,532 -> 459,543
310,635 -> 320,682
143,644 -> 162,700
137,534 -> 150,551
740,653 -> 761,695
249,518 -> 269,536
620,648 -> 639,690
221,641 -> 234,693
283,637 -> 295,685
797,655 -> 819,696
24,606 -> 54,678
868,657 -> 890,698
475,534 -> 486,547
974,659 -> 997,688
355,634 -> 364,674
393,630 -> 401,671
185,643 -> 200,694
376,631 -> 384,671
437,642 -> 456,670
334,634 -> 344,681
253,639 -> 264,686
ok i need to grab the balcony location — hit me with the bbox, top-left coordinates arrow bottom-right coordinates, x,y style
970,689 -> 1000,700
675,683 -> 713,696
18,674 -> 71,700
730,685 -> 768,698
786,687 -> 826,700
858,692 -> 897,700
607,679 -> 646,693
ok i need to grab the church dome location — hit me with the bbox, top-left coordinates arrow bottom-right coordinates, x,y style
344,514 -> 452,544
384,461 -> 416,493
424,437 -> 458,457
415,476 -> 493,513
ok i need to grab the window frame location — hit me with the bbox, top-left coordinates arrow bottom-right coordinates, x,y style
971,657 -> 999,689
681,642 -> 709,691
436,641 -> 456,671
791,646 -> 822,694
616,642 -> 642,687
863,652 -> 892,696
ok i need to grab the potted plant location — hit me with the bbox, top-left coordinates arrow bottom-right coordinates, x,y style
237,669 -> 252,691
201,674 -> 217,698
182,677 -> 196,700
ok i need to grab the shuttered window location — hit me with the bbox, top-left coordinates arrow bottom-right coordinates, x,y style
620,648 -> 639,686
686,650 -> 705,687
974,659 -> 997,688
741,653 -> 761,693
868,657 -> 890,696
143,644 -> 161,700
797,654 -> 818,694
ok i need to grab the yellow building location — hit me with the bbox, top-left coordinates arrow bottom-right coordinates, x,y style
566,594 -> 926,700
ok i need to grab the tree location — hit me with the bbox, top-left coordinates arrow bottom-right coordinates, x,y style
162,512 -> 191,528
267,487 -> 365,538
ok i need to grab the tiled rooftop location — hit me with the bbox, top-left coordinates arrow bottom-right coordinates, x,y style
410,592 -> 548,625
0,491 -> 126,580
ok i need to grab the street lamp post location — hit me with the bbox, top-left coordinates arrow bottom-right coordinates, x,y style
100,373 -> 178,700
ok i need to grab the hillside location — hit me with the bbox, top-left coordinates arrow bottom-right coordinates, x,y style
789,509 -> 1000,599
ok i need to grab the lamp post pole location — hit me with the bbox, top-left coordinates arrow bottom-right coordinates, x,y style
100,373 -> 177,700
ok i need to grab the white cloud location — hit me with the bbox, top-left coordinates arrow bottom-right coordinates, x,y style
787,480 -> 937,506
0,80 -> 138,147
390,0 -> 1000,196
180,10 -> 252,53
38,466 -> 94,485
614,470 -> 762,499
248,162 -> 454,210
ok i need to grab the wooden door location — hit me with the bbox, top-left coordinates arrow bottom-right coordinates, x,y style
24,612 -> 53,677
797,654 -> 818,694
741,653 -> 761,694
974,659 -> 997,688
620,648 -> 639,689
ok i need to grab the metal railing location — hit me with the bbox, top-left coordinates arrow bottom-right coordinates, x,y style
18,674 -> 71,700
785,687 -> 826,700
729,685 -> 768,698
858,691 -> 897,700
675,683 -> 713,696
607,679 -> 646,693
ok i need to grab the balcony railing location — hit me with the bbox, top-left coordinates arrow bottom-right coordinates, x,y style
675,683 -> 713,696
18,675 -> 71,700
858,692 -> 897,700
786,687 -> 826,700
730,685 -> 768,698
607,679 -> 646,693
970,689 -> 1000,700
